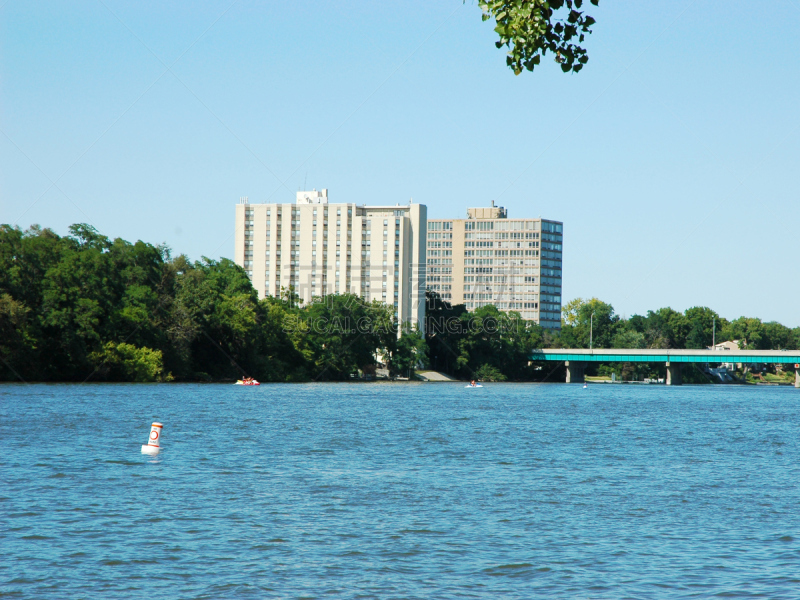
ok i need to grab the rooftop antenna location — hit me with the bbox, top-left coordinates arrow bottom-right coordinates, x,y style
303,172 -> 308,191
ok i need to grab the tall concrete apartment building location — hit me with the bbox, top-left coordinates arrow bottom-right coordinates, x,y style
234,190 -> 427,330
426,204 -> 563,328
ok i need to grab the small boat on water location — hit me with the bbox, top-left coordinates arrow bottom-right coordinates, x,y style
234,378 -> 260,386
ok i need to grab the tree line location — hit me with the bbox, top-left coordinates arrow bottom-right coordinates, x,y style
552,297 -> 800,382
2,225 -> 796,383
426,296 -> 799,382
0,224 -> 422,382
559,297 -> 800,352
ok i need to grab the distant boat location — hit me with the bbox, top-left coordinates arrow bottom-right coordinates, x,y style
583,383 -> 588,389
465,384 -> 483,388
234,379 -> 260,386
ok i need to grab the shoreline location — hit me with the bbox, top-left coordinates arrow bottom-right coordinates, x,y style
1,379 -> 792,386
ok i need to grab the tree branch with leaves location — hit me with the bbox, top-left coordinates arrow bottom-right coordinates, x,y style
479,0 -> 599,74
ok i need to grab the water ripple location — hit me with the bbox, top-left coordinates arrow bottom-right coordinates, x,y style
2,383 -> 800,598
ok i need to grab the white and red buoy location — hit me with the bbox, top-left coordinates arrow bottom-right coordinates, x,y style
141,422 -> 163,455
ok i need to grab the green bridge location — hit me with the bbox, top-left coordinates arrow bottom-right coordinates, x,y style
530,349 -> 800,387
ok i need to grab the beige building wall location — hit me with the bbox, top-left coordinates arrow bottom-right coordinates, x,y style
426,206 -> 563,328
450,220 -> 466,303
234,191 -> 427,332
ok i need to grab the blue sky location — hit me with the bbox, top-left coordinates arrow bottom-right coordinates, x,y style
2,1 -> 799,326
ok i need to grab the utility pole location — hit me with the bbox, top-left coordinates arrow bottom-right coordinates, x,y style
590,311 -> 595,350
712,317 -> 716,348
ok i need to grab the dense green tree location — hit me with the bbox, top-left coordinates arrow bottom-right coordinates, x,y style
683,307 -> 725,349
0,225 -> 298,382
628,307 -> 690,349
761,321 -> 795,350
720,317 -> 760,349
0,224 -> 169,380
715,316 -> 795,350
559,297 -> 618,348
289,294 -> 393,381
0,293 -> 34,379
474,364 -> 508,382
167,257 -> 255,379
89,342 -> 168,382
424,291 -> 546,380
387,327 -> 427,378
425,291 -> 469,375
611,327 -> 646,350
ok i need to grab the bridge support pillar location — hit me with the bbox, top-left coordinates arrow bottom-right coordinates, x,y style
666,362 -> 682,386
565,361 -> 586,384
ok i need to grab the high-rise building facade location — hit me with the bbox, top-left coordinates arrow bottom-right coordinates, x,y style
234,190 -> 427,330
426,204 -> 563,328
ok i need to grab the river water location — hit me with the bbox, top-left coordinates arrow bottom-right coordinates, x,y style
2,382 -> 800,598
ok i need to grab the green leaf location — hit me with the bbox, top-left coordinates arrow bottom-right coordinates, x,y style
481,0 -> 596,76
